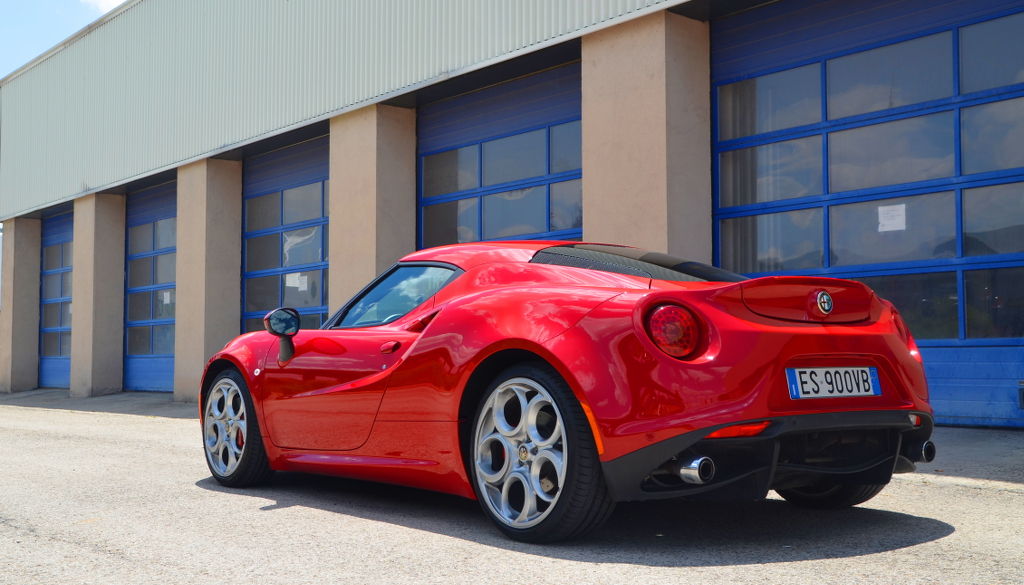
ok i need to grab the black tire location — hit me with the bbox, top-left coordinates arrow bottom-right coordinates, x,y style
776,482 -> 886,509
469,362 -> 615,543
202,369 -> 273,487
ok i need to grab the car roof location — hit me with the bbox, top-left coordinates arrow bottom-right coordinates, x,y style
400,241 -> 621,269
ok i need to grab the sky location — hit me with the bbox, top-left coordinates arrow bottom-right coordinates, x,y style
0,0 -> 122,79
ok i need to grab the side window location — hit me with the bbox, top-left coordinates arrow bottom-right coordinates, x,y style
338,265 -> 456,328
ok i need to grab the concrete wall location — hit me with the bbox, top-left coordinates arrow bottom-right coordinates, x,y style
328,104 -> 417,309
174,159 -> 242,401
69,194 -> 126,397
581,11 -> 711,261
0,217 -> 40,392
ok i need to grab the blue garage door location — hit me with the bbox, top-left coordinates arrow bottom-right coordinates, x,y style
242,136 -> 330,332
39,210 -> 73,388
711,0 -> 1024,427
124,182 -> 177,391
417,62 -> 582,248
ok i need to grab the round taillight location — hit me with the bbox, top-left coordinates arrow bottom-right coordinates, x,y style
646,304 -> 703,359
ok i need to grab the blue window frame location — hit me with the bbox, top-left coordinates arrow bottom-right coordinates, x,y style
39,211 -> 73,388
417,63 -> 583,249
242,179 -> 329,333
124,183 -> 176,391
418,119 -> 582,247
712,7 -> 1024,348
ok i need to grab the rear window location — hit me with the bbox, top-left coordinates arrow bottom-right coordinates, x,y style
531,244 -> 746,283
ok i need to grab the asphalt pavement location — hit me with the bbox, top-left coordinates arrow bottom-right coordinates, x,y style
1,389 -> 1022,585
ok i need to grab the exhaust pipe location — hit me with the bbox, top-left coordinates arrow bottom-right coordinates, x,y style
920,440 -> 936,463
678,456 -> 716,485
902,440 -> 937,463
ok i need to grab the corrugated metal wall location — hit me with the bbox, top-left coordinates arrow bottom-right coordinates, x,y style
0,0 -> 685,220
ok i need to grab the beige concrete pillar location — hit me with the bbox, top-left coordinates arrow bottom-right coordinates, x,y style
69,194 -> 126,397
328,104 -> 416,309
0,218 -> 41,392
174,159 -> 242,402
582,11 -> 711,262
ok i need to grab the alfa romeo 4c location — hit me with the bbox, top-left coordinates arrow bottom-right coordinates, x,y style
200,242 -> 936,542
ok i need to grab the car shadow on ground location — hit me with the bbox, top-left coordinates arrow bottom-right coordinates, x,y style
195,472 -> 954,566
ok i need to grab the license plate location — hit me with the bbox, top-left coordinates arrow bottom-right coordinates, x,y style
786,367 -> 882,399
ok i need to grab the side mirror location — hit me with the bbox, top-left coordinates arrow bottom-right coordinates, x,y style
264,307 -> 300,362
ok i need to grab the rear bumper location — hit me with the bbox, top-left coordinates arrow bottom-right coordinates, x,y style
601,410 -> 933,502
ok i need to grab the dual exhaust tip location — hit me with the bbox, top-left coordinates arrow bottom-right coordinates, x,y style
676,440 -> 935,485
677,456 -> 716,485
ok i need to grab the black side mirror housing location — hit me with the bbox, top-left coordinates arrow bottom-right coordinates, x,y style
264,307 -> 300,362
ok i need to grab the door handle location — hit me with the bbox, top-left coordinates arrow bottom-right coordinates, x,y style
379,341 -> 401,354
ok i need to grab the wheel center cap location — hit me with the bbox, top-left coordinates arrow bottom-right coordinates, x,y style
517,445 -> 530,461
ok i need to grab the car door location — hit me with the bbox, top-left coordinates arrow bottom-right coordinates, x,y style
259,264 -> 459,451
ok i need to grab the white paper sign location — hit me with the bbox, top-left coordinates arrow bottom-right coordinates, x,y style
162,291 -> 171,304
285,273 -> 310,292
878,204 -> 906,232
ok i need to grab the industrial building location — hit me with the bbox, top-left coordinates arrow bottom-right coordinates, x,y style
0,0 -> 1021,427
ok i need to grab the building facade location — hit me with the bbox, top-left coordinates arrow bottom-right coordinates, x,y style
1,0 -> 1022,427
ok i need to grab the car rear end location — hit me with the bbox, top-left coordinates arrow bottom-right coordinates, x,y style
557,269 -> 935,503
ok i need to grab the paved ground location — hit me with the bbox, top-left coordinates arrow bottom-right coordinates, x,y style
1,390 -> 1022,585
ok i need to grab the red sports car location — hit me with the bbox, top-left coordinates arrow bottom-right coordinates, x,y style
200,241 -> 936,542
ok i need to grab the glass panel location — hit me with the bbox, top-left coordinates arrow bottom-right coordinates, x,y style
965,267 -> 1024,338
245,192 -> 280,231
720,136 -> 822,206
244,318 -> 265,333
42,274 -> 61,299
61,272 -> 72,297
960,12 -> 1024,94
482,186 -> 547,239
550,120 -> 582,173
128,224 -> 153,255
127,292 -> 151,321
423,146 -> 479,197
43,303 -> 60,328
341,266 -> 455,328
155,253 -> 175,284
43,245 -> 61,270
283,183 -> 322,224
60,302 -> 71,328
127,326 -> 150,355
720,209 -> 823,273
152,324 -> 175,354
282,270 -> 322,309
41,332 -> 60,356
962,96 -> 1024,174
154,218 -> 176,249
59,331 -> 71,357
245,275 -> 279,312
246,234 -> 280,272
282,226 -> 322,267
550,179 -> 582,231
61,242 -> 73,268
422,198 -> 479,247
128,257 -> 152,288
482,129 -> 546,186
827,32 -> 952,119
964,182 -> 1024,256
718,64 -> 821,140
830,192 -> 955,266
829,112 -> 954,192
153,289 -> 176,320
300,313 -> 324,330
854,273 -> 958,339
